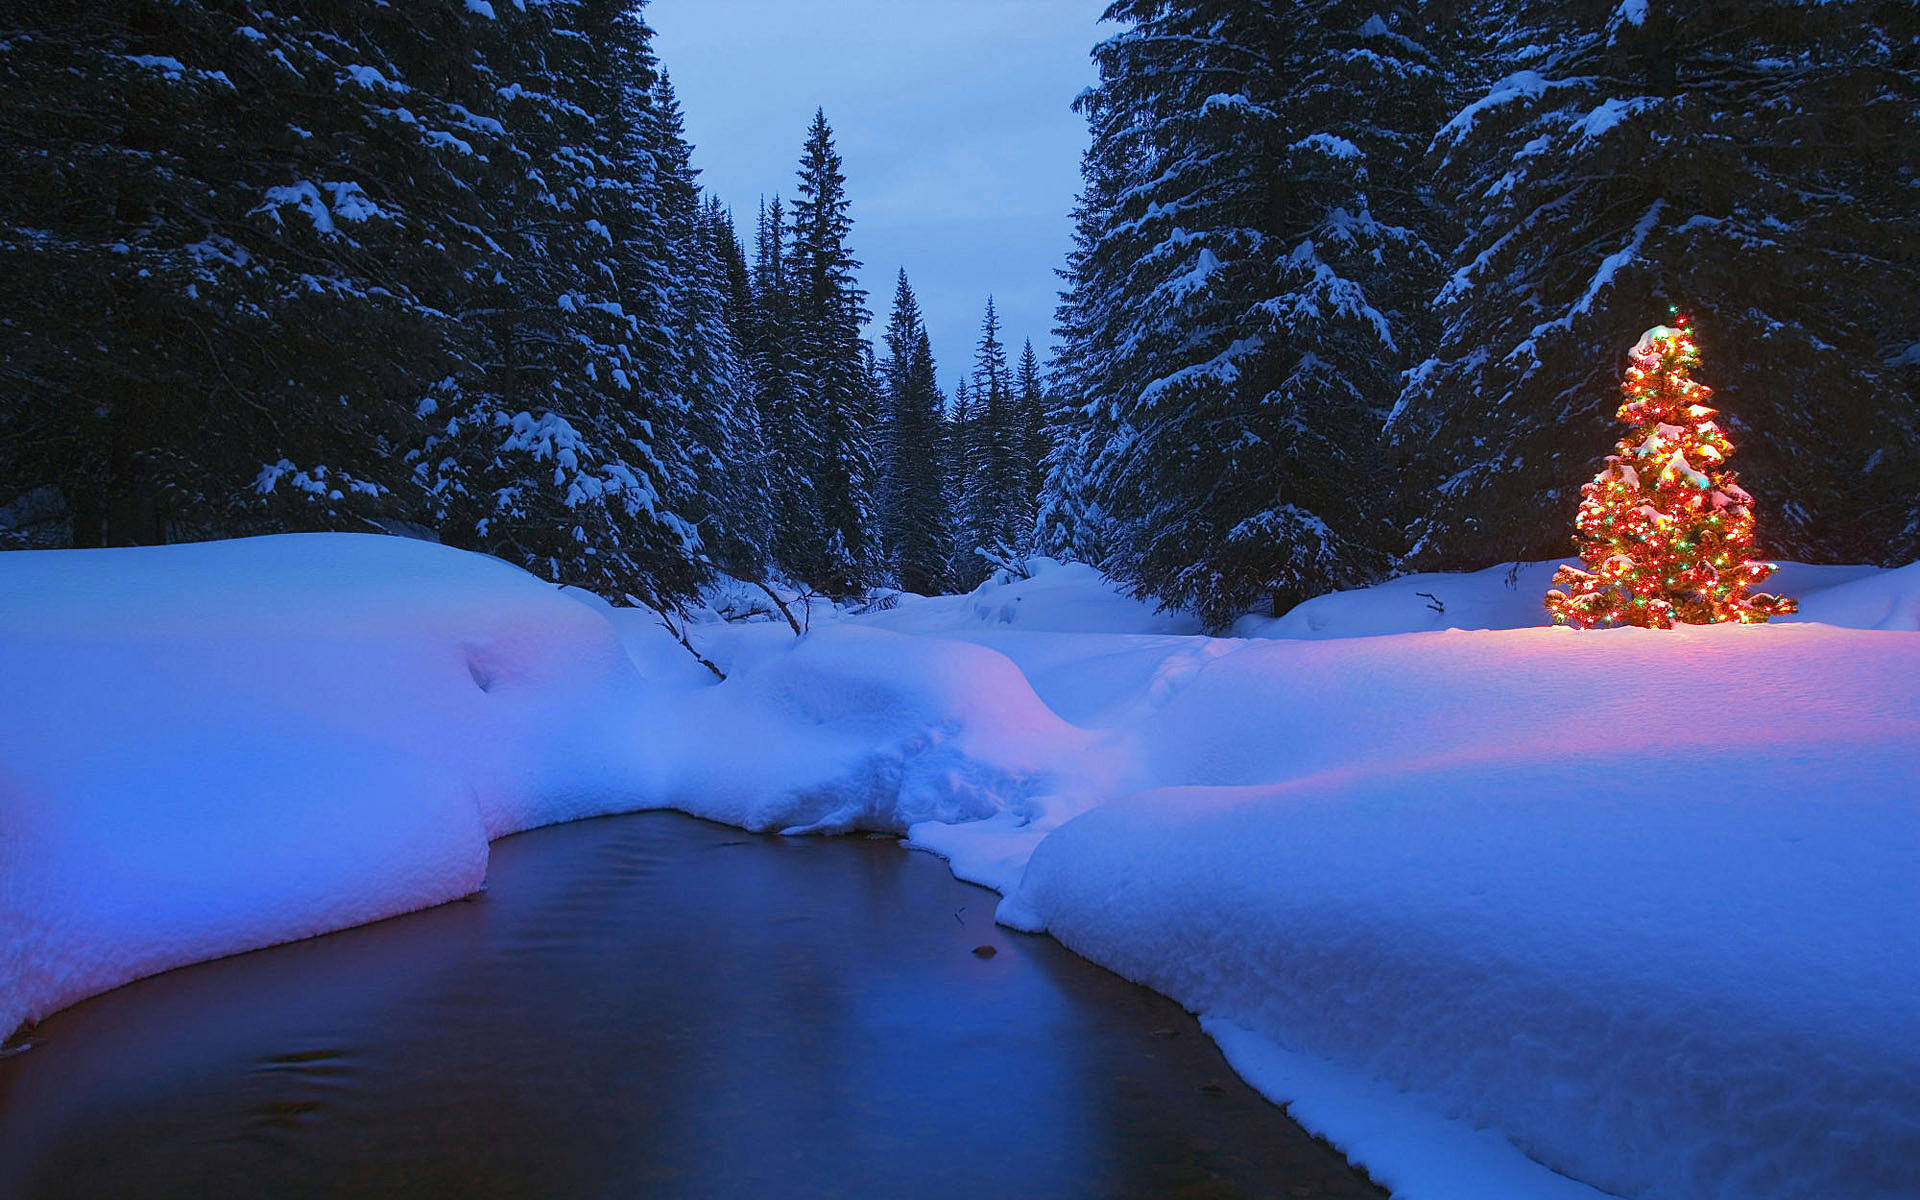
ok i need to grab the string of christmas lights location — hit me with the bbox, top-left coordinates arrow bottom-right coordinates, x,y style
1545,313 -> 1797,629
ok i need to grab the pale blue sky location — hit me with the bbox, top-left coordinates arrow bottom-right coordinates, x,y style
646,0 -> 1109,387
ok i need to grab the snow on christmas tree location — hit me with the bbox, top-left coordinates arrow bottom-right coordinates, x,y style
1546,314 -> 1797,629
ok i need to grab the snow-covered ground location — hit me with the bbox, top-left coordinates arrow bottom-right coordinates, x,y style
3,537 -> 1916,1200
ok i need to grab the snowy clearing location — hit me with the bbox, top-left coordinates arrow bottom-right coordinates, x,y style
3,536 -> 1916,1200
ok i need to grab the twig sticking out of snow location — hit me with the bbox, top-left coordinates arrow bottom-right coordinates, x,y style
749,578 -> 806,637
637,601 -> 724,680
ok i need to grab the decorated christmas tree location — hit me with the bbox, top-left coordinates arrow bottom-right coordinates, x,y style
1546,315 -> 1797,628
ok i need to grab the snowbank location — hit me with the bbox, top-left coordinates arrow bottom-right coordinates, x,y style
0,534 -> 661,1037
1237,557 -> 1909,641
0,537 -> 1098,1037
643,625 -> 1095,837
862,557 -> 1204,637
1787,559 -> 1920,631
1007,708 -> 1920,1200
6,538 -> 1917,1200
877,556 -> 1920,1199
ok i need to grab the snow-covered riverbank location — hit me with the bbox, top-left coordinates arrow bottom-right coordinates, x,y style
4,534 -> 1916,1200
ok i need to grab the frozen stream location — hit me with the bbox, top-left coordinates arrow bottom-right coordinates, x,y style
0,810 -> 1382,1199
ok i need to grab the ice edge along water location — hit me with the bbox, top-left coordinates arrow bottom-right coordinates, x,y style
3,534 -> 1917,1200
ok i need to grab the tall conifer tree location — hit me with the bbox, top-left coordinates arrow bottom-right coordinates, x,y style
750,193 -> 816,580
880,271 -> 953,592
964,297 -> 1018,561
1013,339 -> 1047,553
787,109 -> 877,594
948,375 -> 979,584
1052,0 -> 1444,625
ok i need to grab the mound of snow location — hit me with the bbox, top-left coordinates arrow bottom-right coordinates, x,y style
1239,557 -> 1915,640
0,534 -> 668,1037
645,625 -> 1096,837
8,535 -> 1917,1200
0,536 -> 1111,1038
1789,560 -> 1920,631
1233,559 -> 1573,639
860,558 -> 1203,637
1002,620 -> 1920,1200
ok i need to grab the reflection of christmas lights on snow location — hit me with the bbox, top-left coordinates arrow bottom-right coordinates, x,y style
1544,312 -> 1798,629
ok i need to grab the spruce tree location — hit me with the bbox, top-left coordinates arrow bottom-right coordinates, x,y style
699,197 -> 776,575
0,1 -> 498,545
948,375 -> 980,585
879,271 -> 952,593
1040,126 -> 1127,568
652,75 -> 764,577
751,194 -> 817,581
413,0 -> 702,605
1013,339 -> 1048,553
1052,0 -> 1445,626
0,0 -> 715,606
787,109 -> 877,595
964,297 -> 1017,562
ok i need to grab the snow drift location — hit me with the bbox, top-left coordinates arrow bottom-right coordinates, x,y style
883,560 -> 1920,1200
0,535 -> 1081,1038
642,624 -> 1092,836
0,534 -> 664,1037
4,540 -> 1917,1200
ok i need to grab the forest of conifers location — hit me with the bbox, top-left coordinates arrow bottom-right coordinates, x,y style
2,1 -> 1914,626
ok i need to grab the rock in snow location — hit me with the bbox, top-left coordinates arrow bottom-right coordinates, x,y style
3,534 -> 1917,1200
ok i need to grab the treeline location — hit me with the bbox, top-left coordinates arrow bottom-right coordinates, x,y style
1046,0 -> 1920,626
9,1 -> 1914,627
0,1 -> 1042,604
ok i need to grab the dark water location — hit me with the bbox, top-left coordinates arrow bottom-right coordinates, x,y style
0,811 -> 1381,1200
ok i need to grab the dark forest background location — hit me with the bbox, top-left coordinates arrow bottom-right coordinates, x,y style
2,1 -> 1914,626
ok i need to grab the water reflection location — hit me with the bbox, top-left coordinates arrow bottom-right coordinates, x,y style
0,812 -> 1381,1199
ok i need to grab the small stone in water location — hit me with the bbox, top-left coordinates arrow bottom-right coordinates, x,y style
971,945 -> 997,959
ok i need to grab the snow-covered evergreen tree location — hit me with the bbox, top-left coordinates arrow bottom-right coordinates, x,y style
0,1 -> 499,545
749,194 -> 818,581
0,0 -> 717,605
1052,0 -> 1445,626
961,297 -> 1018,566
414,0 -> 703,605
1013,339 -> 1048,553
787,109 -> 878,595
1039,131 -> 1127,568
697,197 -> 776,576
651,76 -> 767,578
947,375 -> 980,584
879,271 -> 953,593
1390,0 -> 1920,568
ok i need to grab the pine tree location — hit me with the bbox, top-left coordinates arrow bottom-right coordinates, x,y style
414,0 -> 703,605
699,197 -> 775,575
1013,339 -> 1048,553
1033,385 -> 1100,563
948,375 -> 980,585
652,75 -> 764,577
0,1 -> 498,545
0,0 -> 719,605
1391,0 -> 1920,570
1039,123 -> 1128,568
750,194 -> 817,580
964,297 -> 1017,562
879,271 -> 953,593
1546,317 -> 1797,628
787,109 -> 877,595
1052,0 -> 1446,626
